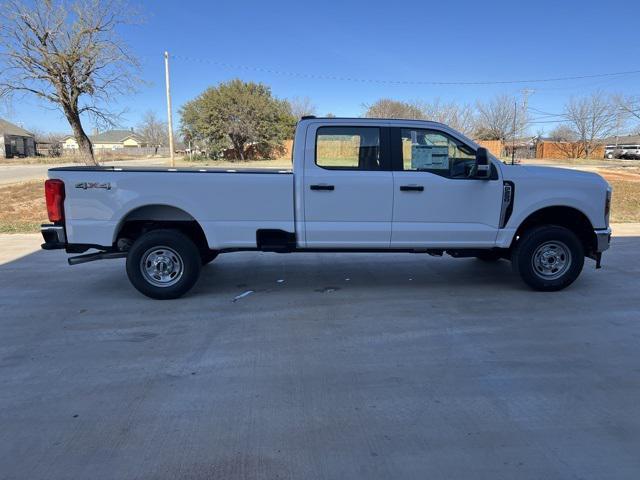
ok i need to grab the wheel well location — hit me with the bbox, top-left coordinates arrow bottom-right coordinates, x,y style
115,205 -> 210,257
514,206 -> 596,254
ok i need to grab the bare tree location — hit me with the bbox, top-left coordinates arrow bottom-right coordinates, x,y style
288,96 -> 317,119
612,94 -> 640,121
563,92 -> 625,158
0,0 -> 140,165
475,94 -> 527,141
612,94 -> 640,133
548,124 -> 577,142
363,98 -> 424,120
419,98 -> 475,136
137,111 -> 168,148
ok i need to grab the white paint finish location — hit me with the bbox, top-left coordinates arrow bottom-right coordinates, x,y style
501,164 -> 610,234
391,170 -> 503,247
53,170 -> 294,249
302,170 -> 393,247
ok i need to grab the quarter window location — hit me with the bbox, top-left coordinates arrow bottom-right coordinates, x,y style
400,128 -> 476,179
316,127 -> 381,170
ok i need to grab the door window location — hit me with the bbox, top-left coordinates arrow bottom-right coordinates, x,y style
316,127 -> 381,170
400,128 -> 476,179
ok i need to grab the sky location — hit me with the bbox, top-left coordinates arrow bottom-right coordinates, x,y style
4,0 -> 640,135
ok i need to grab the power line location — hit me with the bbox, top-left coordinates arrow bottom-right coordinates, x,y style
527,105 -> 640,124
169,54 -> 640,86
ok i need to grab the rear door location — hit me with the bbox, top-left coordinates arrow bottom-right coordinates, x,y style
303,124 -> 393,248
390,127 -> 503,248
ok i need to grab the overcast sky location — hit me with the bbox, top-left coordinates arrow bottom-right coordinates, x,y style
4,0 -> 639,134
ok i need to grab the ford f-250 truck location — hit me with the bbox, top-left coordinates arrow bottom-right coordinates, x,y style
41,117 -> 612,299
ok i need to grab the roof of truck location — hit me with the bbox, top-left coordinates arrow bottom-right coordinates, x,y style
299,116 -> 448,127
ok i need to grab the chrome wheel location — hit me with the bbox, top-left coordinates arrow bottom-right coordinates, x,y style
531,241 -> 572,280
140,246 -> 184,287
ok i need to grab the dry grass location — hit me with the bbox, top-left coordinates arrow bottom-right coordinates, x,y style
0,181 -> 47,233
0,157 -> 79,165
0,155 -> 170,166
519,157 -> 635,168
602,178 -> 640,223
176,157 -> 292,169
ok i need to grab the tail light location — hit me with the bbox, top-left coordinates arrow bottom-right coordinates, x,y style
45,179 -> 65,222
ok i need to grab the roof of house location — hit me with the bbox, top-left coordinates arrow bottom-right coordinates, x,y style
0,118 -> 34,137
602,134 -> 640,145
60,129 -> 145,144
91,129 -> 143,144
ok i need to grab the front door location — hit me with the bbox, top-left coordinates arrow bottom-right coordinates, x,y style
391,127 -> 503,248
303,125 -> 393,248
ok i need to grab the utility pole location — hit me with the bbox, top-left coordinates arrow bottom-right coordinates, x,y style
512,100 -> 517,165
521,88 -> 534,115
164,51 -> 175,167
510,89 -> 535,165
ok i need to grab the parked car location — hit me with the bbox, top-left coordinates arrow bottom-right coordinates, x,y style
41,117 -> 612,299
619,145 -> 640,159
604,145 -> 616,159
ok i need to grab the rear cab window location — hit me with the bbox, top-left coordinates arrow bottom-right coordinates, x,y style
315,126 -> 382,170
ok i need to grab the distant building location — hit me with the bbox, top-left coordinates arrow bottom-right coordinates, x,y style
61,129 -> 148,151
0,118 -> 36,158
601,134 -> 640,148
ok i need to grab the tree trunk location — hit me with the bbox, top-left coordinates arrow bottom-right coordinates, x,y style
231,139 -> 245,160
64,110 -> 96,165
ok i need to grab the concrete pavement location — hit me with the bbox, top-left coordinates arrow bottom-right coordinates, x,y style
0,229 -> 639,479
0,158 -> 168,185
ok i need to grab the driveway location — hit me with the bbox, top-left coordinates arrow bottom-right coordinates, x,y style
0,158 -> 168,185
1,230 -> 639,479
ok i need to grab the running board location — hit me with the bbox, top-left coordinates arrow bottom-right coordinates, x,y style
68,251 -> 127,265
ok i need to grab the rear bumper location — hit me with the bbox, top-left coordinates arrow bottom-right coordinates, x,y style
595,228 -> 611,253
41,224 -> 66,250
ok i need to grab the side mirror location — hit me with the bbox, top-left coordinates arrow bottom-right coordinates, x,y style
475,147 -> 491,179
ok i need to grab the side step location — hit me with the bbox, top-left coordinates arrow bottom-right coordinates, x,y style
68,251 -> 127,266
256,229 -> 296,253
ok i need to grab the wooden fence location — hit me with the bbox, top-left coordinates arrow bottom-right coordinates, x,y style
536,141 -> 605,159
53,146 -> 171,159
476,140 -> 504,157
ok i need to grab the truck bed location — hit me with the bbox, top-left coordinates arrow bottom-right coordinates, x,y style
49,166 -> 295,250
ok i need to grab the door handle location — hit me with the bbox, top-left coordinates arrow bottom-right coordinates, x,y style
400,185 -> 424,192
310,184 -> 335,191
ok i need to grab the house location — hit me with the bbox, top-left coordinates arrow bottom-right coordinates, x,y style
601,134 -> 640,148
61,129 -> 148,151
0,118 -> 36,158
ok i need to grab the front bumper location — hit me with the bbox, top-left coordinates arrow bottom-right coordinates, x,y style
595,228 -> 611,253
41,224 -> 66,250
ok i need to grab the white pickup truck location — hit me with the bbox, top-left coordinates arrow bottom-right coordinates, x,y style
41,117 -> 612,299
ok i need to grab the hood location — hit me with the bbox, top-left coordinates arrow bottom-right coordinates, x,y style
500,164 -> 610,188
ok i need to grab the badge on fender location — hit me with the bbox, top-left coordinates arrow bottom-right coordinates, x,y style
75,182 -> 111,190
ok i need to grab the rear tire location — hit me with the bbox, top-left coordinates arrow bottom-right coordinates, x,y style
512,225 -> 584,291
126,229 -> 201,299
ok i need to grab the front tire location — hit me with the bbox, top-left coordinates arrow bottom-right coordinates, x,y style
512,225 -> 584,291
126,229 -> 202,299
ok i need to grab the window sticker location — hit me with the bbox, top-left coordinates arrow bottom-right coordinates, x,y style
411,144 -> 449,170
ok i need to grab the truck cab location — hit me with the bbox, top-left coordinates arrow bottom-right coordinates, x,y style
41,117 -> 612,299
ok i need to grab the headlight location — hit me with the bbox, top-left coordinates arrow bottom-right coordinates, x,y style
605,189 -> 612,226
